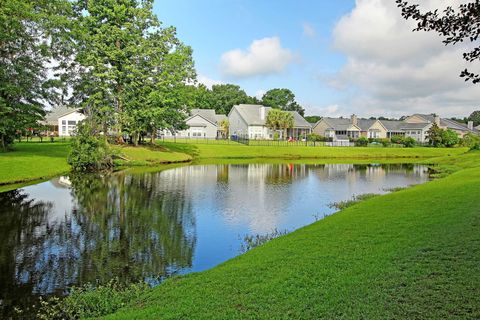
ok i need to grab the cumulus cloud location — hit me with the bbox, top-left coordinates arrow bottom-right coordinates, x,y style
330,0 -> 479,118
197,74 -> 223,89
302,22 -> 316,38
220,37 -> 295,78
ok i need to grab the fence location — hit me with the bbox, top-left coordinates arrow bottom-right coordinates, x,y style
159,137 -> 414,148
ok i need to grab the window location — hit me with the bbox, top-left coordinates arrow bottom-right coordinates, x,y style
62,120 -> 66,125
62,126 -> 66,133
68,120 -> 76,125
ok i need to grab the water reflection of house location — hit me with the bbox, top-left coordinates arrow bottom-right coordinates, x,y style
50,176 -> 72,188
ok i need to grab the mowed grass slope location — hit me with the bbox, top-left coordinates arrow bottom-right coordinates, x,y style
102,152 -> 480,320
159,142 -> 468,160
0,142 -> 192,188
0,142 -> 71,185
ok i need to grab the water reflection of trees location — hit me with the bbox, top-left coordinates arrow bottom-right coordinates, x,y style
0,190 -> 54,315
0,173 -> 196,317
68,172 -> 196,284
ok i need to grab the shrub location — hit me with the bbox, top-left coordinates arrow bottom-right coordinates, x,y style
402,137 -> 417,148
355,136 -> 369,146
441,129 -> 459,147
378,138 -> 390,147
460,132 -> 480,149
273,132 -> 280,140
307,133 -> 324,142
68,122 -> 113,172
391,135 -> 404,144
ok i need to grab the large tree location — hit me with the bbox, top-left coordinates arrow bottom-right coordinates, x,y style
397,0 -> 480,84
69,0 -> 195,146
0,0 -> 72,150
261,88 -> 305,116
209,84 -> 253,115
468,110 -> 480,126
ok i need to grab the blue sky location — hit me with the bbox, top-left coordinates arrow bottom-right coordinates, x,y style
153,0 -> 478,118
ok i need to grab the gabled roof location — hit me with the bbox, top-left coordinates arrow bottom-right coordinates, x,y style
44,106 -> 82,125
321,118 -> 360,131
188,109 -> 218,125
440,118 -> 473,132
215,114 -> 228,123
379,120 -> 405,132
230,104 -> 311,128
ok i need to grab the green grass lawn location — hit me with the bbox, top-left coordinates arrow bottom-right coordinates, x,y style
0,142 -> 71,186
0,142 -> 192,190
113,145 -> 192,165
159,141 -> 468,160
100,151 -> 480,319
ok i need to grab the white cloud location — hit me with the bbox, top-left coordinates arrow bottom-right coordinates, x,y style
307,104 -> 343,117
330,0 -> 478,118
220,37 -> 295,78
197,74 -> 223,89
255,89 -> 266,100
302,22 -> 316,38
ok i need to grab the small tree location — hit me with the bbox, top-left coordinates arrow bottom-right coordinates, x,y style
219,119 -> 229,138
426,123 -> 444,147
68,122 -> 113,172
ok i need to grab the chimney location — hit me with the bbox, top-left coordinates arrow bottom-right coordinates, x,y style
468,121 -> 474,130
351,114 -> 358,126
434,115 -> 440,126
260,106 -> 266,120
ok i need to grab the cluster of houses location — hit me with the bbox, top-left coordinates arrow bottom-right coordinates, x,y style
45,104 -> 479,143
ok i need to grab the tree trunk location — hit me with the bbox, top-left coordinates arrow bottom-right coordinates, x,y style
133,132 -> 139,146
150,128 -> 156,144
1,134 -> 5,151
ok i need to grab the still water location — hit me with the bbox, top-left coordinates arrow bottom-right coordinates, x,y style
0,163 -> 429,316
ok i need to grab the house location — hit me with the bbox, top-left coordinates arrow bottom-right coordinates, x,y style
171,109 -> 227,139
44,106 -> 86,136
312,115 -> 388,140
313,113 -> 477,144
403,114 -> 477,141
228,104 -> 311,139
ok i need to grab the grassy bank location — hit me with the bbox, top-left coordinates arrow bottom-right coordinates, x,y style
0,142 -> 191,191
99,150 -> 480,319
158,141 -> 467,160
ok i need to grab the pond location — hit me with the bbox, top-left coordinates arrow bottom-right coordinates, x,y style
0,163 -> 429,317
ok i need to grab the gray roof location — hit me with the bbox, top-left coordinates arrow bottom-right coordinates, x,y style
356,119 -> 378,131
440,118 -> 473,132
379,120 -> 404,131
215,114 -> 228,123
189,109 -> 218,125
43,106 -> 81,125
322,117 -> 359,131
231,104 -> 311,128
410,113 -> 474,132
401,123 -> 431,130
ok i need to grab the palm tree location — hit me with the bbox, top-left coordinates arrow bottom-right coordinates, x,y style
279,112 -> 294,140
266,108 -> 282,139
219,119 -> 229,138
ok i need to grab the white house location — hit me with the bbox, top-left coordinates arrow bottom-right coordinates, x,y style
58,109 -> 86,136
44,106 -> 86,136
228,104 -> 311,139
163,109 -> 227,139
